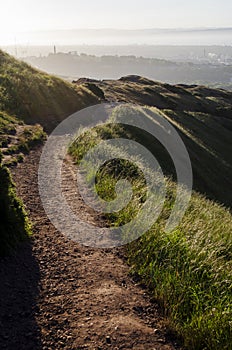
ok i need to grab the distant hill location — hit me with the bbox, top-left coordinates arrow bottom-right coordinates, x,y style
23,53 -> 232,87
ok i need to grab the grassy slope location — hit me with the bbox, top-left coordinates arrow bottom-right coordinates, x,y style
0,50 -> 101,130
79,76 -> 232,207
69,106 -> 232,350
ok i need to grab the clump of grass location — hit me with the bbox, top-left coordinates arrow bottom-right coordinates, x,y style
18,124 -> 47,151
0,111 -> 19,135
2,124 -> 46,158
69,109 -> 232,350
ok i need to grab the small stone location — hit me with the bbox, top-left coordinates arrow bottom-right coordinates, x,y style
106,336 -> 111,344
158,338 -> 165,343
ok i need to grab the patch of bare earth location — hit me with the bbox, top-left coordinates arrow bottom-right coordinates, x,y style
0,146 -> 181,350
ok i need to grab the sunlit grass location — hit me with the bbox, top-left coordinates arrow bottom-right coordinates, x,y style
69,115 -> 232,350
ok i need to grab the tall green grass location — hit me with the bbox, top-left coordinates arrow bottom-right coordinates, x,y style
69,110 -> 232,349
128,194 -> 232,350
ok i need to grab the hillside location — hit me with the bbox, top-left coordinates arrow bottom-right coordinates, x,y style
0,50 -> 101,130
74,76 -> 232,208
69,77 -> 232,348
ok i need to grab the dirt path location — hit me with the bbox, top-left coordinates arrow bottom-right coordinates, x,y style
0,146 -> 180,350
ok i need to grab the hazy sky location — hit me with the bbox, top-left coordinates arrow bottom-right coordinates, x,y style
2,0 -> 232,31
1,0 -> 232,45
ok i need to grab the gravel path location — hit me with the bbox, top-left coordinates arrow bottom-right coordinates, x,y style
0,146 -> 180,350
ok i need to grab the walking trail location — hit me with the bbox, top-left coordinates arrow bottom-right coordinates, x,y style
0,145 -> 180,350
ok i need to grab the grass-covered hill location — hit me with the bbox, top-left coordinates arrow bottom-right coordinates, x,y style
71,77 -> 232,349
74,75 -> 232,208
0,50 -> 102,130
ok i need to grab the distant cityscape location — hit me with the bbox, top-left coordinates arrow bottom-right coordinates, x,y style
3,43 -> 232,65
2,43 -> 232,90
5,45 -> 228,90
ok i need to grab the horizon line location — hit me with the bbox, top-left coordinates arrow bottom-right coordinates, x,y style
6,26 -> 232,34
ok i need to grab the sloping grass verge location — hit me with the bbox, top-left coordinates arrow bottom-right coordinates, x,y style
69,112 -> 232,350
